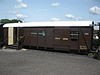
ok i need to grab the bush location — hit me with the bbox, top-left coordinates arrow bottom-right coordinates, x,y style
93,39 -> 100,49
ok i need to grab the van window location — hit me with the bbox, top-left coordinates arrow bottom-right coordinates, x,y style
70,31 -> 79,41
38,31 -> 45,37
30,31 -> 37,36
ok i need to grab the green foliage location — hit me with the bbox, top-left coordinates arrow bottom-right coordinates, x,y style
93,39 -> 100,48
93,30 -> 99,34
0,19 -> 22,24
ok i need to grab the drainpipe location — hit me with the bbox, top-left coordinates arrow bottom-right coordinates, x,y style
91,22 -> 94,51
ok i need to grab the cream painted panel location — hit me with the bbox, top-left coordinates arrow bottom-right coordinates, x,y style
8,27 -> 13,45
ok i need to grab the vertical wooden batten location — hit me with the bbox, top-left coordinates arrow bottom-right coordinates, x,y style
8,27 -> 13,45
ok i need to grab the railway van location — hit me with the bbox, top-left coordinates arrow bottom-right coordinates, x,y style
3,21 -> 94,53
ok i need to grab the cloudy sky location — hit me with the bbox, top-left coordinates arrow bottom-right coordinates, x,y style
0,0 -> 100,22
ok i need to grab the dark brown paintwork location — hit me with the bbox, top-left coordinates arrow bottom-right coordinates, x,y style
45,28 -> 54,49
37,28 -> 46,48
13,28 -> 17,44
54,27 -> 70,51
69,27 -> 79,50
4,28 -> 8,46
23,28 -> 38,47
4,26 -> 93,52
79,27 -> 92,51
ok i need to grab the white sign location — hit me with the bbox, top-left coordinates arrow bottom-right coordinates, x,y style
94,26 -> 99,30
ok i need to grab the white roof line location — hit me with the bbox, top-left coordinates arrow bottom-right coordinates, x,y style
3,21 -> 93,27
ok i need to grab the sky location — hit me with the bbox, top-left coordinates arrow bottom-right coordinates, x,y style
0,0 -> 100,22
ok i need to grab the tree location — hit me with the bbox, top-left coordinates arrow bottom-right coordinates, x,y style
0,19 -> 23,24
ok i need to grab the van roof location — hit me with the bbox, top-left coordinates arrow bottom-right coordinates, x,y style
3,21 -> 93,27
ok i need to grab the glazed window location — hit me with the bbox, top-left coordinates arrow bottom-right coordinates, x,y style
70,31 -> 79,41
38,31 -> 45,37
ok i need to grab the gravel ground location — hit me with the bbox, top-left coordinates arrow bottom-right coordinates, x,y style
0,49 -> 100,75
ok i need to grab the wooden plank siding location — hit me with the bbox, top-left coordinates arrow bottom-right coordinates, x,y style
3,26 -> 92,52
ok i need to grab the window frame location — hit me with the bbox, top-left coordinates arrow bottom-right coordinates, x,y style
70,31 -> 79,41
